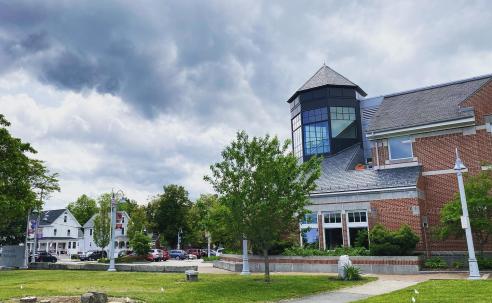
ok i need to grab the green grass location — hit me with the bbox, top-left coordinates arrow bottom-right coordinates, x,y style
0,270 -> 372,303
356,280 -> 492,303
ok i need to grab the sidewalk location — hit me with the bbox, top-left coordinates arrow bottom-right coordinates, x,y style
281,273 -> 468,303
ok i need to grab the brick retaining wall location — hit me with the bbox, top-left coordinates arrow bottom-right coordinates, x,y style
215,254 -> 422,274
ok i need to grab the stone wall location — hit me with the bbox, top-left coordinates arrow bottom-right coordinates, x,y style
29,262 -> 197,272
215,254 -> 422,275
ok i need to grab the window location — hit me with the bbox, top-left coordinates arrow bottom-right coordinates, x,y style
64,215 -> 67,223
330,107 -> 357,139
292,114 -> 303,159
74,242 -> 77,247
67,229 -> 71,237
121,227 -> 125,235
89,229 -> 93,236
347,211 -> 367,223
302,213 -> 318,224
54,229 -> 57,236
303,108 -> 330,156
324,212 -> 341,223
303,108 -> 328,124
68,242 -> 71,249
122,216 -> 125,223
388,136 -> 413,160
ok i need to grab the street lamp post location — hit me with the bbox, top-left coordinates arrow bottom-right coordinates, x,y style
108,189 -> 126,272
454,149 -> 481,280
240,237 -> 250,275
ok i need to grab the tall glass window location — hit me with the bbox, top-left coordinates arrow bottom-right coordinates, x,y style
292,115 -> 303,159
330,107 -> 357,139
303,108 -> 330,156
388,136 -> 413,160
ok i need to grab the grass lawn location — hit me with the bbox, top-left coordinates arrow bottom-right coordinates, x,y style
0,270 -> 372,303
356,279 -> 492,303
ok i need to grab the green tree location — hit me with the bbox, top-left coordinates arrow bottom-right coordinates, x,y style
205,131 -> 322,281
130,231 -> 151,256
93,197 -> 111,251
0,114 -> 59,245
150,184 -> 192,248
118,199 -> 139,217
67,194 -> 98,225
127,206 -> 148,243
439,171 -> 492,255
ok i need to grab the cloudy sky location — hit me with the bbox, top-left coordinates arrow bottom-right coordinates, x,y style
1,1 -> 492,209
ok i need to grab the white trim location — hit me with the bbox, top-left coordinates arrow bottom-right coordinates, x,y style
311,186 -> 417,197
375,161 -> 419,170
366,117 -> 476,139
481,165 -> 492,171
422,168 -> 468,176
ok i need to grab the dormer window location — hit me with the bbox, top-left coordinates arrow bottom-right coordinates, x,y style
67,229 -> 71,237
388,136 -> 413,160
54,229 -> 57,236
64,215 -> 67,223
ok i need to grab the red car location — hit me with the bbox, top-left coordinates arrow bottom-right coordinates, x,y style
186,248 -> 202,259
161,250 -> 170,261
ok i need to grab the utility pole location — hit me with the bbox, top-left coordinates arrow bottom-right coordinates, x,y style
454,148 -> 481,280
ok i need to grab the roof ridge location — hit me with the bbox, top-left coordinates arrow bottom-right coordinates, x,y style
324,65 -> 357,87
297,64 -> 325,91
384,73 -> 492,98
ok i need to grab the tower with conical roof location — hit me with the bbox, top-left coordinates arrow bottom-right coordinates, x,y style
287,65 -> 366,161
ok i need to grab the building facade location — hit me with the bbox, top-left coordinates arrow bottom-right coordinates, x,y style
27,209 -> 83,255
81,211 -> 130,257
290,65 -> 492,254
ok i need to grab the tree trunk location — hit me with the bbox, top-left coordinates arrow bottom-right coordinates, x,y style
263,249 -> 270,282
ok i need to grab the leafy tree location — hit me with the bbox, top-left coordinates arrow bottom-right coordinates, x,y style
0,114 -> 59,245
439,171 -> 492,255
130,231 -> 151,256
118,199 -> 139,217
205,131 -> 322,281
93,197 -> 111,251
67,194 -> 98,225
150,185 -> 192,248
127,206 -> 148,243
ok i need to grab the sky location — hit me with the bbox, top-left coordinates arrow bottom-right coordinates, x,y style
1,0 -> 492,209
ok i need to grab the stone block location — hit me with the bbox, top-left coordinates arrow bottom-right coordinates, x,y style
185,270 -> 199,282
20,297 -> 37,303
81,292 -> 108,303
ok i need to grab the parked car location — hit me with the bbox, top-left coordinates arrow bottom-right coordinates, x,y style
118,250 -> 133,258
81,250 -> 107,261
210,248 -> 224,256
161,250 -> 170,261
150,249 -> 163,261
35,251 -> 57,263
169,249 -> 187,260
186,248 -> 202,259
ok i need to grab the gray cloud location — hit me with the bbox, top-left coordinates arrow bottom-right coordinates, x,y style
1,0 -> 492,207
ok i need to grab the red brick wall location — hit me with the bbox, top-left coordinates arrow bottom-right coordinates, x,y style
369,198 -> 425,251
462,79 -> 492,124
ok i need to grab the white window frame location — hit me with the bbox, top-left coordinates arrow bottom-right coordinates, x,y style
388,136 -> 413,160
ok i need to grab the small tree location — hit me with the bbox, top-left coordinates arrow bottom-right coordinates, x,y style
130,231 -> 151,256
205,131 -> 321,282
439,171 -> 492,255
127,206 -> 148,243
93,197 -> 110,252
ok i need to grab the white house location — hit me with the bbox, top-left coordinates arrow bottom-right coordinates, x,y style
27,209 -> 83,256
81,211 -> 130,257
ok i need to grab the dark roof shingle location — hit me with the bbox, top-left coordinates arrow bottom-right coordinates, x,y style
313,145 -> 420,194
368,75 -> 491,133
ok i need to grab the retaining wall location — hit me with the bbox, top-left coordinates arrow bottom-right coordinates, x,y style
215,254 -> 422,274
29,262 -> 197,273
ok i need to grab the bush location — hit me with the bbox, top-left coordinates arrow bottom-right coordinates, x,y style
354,229 -> 369,249
478,257 -> 492,269
130,231 -> 151,256
70,254 -> 79,260
369,224 -> 419,256
98,258 -> 110,263
282,246 -> 370,257
252,239 -> 296,255
424,257 -> 447,269
343,265 -> 361,281
452,261 -> 464,269
203,256 -> 220,262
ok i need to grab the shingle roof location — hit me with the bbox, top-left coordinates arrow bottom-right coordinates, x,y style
37,209 -> 66,226
313,145 -> 420,194
288,65 -> 367,102
367,75 -> 492,133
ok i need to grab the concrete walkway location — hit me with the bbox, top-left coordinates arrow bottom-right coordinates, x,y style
281,273 -> 468,303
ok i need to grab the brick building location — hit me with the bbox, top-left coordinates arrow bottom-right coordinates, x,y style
289,65 -> 492,254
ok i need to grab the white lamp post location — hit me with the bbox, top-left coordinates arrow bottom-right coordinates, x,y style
454,149 -> 481,280
240,237 -> 250,275
108,189 -> 126,272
